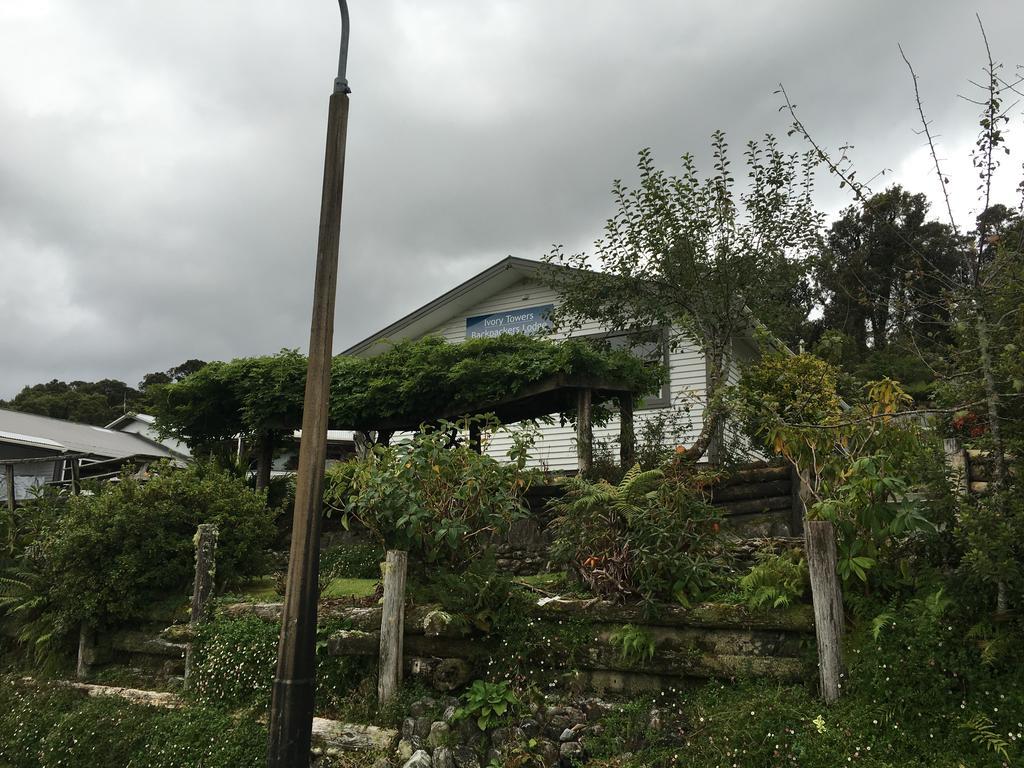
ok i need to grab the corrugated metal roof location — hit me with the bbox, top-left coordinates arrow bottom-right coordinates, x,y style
0,408 -> 181,461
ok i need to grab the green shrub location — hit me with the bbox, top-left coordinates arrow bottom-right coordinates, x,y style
549,464 -> 725,607
190,614 -> 279,709
1,462 -> 275,663
454,679 -> 519,731
324,417 -> 537,566
188,614 -> 387,722
0,681 -> 267,767
734,351 -> 844,451
320,542 -> 383,580
738,548 -> 809,609
414,550 -> 515,632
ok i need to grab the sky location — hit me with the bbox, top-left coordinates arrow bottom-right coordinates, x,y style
1,0 -> 1022,399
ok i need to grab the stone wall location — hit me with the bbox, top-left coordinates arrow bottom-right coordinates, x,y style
219,596 -> 814,697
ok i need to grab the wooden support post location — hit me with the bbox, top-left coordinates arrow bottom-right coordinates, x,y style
789,466 -> 810,537
577,388 -> 593,475
69,457 -> 81,496
378,550 -> 408,705
943,438 -> 968,497
805,519 -> 844,704
76,623 -> 95,680
4,463 -> 14,512
184,523 -> 218,685
618,394 -> 635,468
468,422 -> 482,455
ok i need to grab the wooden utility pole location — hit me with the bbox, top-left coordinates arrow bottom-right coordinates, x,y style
267,4 -> 352,765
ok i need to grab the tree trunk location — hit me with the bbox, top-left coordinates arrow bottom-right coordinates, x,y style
686,344 -> 730,463
255,434 -> 274,492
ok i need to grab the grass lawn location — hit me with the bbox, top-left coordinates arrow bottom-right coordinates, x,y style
236,576 -> 378,601
321,577 -> 378,599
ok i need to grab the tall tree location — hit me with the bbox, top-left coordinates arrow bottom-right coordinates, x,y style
781,22 -> 1024,609
544,132 -> 821,460
153,352 -> 305,490
814,185 -> 960,356
1,379 -> 143,426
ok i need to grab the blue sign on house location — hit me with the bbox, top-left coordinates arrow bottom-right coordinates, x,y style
466,304 -> 554,339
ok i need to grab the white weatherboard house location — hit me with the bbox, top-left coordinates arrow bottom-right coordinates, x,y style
342,257 -> 762,471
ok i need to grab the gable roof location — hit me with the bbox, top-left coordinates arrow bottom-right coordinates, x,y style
0,408 -> 182,461
342,255 -> 792,361
341,256 -> 553,357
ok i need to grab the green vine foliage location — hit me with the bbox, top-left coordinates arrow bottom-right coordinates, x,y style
154,336 -> 664,453
549,464 -> 725,607
324,418 -> 537,566
329,334 -> 665,430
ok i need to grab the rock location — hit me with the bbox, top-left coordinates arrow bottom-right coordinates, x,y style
432,659 -> 472,692
581,698 -> 614,721
428,721 -> 450,749
559,728 -> 576,743
544,707 -> 585,740
402,718 -> 416,742
397,739 -> 415,762
443,705 -> 458,724
452,744 -> 481,768
432,746 -> 455,768
536,738 -> 561,767
648,707 -> 662,733
559,741 -> 585,766
518,717 -> 539,738
411,699 -> 437,717
414,716 -> 433,739
402,750 -> 432,768
491,726 -> 525,749
423,610 -> 467,638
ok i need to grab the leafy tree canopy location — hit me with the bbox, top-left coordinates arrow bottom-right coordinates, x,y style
0,379 -> 144,427
544,132 -> 822,459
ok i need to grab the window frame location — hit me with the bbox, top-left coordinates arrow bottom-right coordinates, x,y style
578,326 -> 672,410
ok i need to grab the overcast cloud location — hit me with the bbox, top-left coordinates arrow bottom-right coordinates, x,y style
1,0 -> 1022,398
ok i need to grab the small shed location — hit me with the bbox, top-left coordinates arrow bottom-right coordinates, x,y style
0,408 -> 185,505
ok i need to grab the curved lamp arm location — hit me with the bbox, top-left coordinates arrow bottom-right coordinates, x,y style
335,0 -> 351,93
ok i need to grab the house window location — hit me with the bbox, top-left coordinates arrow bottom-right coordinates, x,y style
584,328 -> 671,409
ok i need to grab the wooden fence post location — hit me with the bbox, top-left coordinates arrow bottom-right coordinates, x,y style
377,550 -> 408,705
76,623 -> 95,680
805,519 -> 844,704
184,523 -> 218,685
618,394 -> 635,468
577,388 -> 593,475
